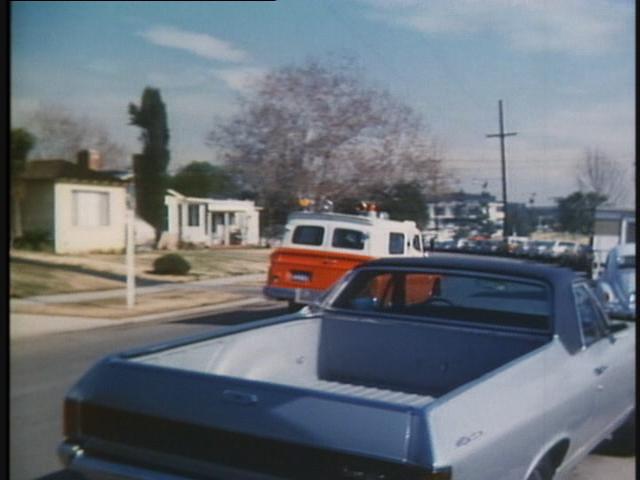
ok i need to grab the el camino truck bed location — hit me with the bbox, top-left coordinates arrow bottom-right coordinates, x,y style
133,315 -> 547,402
59,255 -> 635,480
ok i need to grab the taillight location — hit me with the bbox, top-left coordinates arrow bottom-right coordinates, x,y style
63,398 -> 80,438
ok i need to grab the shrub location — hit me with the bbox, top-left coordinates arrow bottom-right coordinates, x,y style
153,253 -> 191,275
14,229 -> 52,251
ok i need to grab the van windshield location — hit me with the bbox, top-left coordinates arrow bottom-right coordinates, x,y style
331,269 -> 551,330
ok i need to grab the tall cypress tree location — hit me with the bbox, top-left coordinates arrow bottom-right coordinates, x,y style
128,87 -> 170,242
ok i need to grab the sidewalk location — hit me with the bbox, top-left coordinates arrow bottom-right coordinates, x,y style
11,273 -> 266,305
10,273 -> 269,340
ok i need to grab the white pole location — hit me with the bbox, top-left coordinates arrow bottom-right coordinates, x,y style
126,185 -> 136,308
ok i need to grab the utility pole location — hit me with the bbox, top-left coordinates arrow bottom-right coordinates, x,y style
126,180 -> 136,309
486,100 -> 517,239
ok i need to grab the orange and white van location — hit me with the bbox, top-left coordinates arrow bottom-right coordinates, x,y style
264,210 -> 424,307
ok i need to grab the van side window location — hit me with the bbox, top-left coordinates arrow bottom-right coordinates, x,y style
332,228 -> 365,250
292,226 -> 324,246
412,235 -> 422,252
573,284 -> 608,347
389,233 -> 405,254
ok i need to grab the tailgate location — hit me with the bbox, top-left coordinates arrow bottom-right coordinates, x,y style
70,357 -> 429,469
267,247 -> 372,291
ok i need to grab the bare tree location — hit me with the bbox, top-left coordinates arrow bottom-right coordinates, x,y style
576,148 -> 628,206
26,105 -> 126,168
208,58 -> 452,224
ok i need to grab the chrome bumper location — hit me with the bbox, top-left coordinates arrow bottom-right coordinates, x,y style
263,286 -> 323,304
58,441 -> 282,480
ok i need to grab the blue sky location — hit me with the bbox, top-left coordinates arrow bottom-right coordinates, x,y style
11,0 -> 635,205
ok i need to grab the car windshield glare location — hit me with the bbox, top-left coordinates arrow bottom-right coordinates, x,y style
331,269 -> 551,330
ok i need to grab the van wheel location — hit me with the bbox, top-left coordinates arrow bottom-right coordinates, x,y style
527,456 -> 554,480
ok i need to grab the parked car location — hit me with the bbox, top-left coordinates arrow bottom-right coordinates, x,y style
59,254 -> 635,480
554,241 -> 580,257
528,240 -> 556,258
434,239 -> 457,251
596,243 -> 636,319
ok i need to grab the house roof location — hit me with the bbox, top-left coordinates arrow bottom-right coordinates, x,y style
20,159 -> 127,185
166,189 -> 262,210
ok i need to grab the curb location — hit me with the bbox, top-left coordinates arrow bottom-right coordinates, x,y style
10,296 -> 270,341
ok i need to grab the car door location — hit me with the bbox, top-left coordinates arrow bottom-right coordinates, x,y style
571,283 -> 633,443
583,286 -> 635,432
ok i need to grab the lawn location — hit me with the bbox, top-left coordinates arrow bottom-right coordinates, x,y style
10,261 -> 124,298
10,247 -> 273,298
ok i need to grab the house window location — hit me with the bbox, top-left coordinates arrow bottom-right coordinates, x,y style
188,205 -> 200,226
72,190 -> 109,227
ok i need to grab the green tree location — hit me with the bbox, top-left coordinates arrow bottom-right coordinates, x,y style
170,162 -> 238,198
556,191 -> 607,234
506,203 -> 535,236
10,128 -> 37,243
368,181 -> 429,228
11,128 -> 36,178
129,87 -> 171,242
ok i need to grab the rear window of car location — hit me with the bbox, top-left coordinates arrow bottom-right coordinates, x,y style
332,228 -> 365,250
331,269 -> 551,330
292,226 -> 324,246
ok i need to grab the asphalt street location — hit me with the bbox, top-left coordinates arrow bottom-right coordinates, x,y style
10,300 -> 634,480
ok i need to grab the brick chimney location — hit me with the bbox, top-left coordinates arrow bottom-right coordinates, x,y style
77,149 -> 102,171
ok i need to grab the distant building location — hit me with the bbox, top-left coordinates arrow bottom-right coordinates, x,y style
16,150 -> 130,254
162,189 -> 262,248
592,207 -> 636,276
424,191 -> 504,240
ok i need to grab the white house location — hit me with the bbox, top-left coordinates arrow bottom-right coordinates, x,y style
17,151 -> 129,254
162,189 -> 261,247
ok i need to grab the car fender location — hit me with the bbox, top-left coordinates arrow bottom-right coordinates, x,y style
522,435 -> 570,480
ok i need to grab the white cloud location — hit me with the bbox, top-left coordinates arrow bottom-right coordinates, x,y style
522,101 -> 635,158
213,67 -> 267,93
358,0 -> 632,55
439,98 -> 635,203
140,25 -> 249,62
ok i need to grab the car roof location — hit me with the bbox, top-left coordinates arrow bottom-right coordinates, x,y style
613,243 -> 636,256
362,252 -> 577,284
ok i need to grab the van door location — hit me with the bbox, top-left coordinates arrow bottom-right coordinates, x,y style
321,226 -> 372,287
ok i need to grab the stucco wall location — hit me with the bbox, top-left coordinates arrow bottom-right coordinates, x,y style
54,182 -> 127,253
